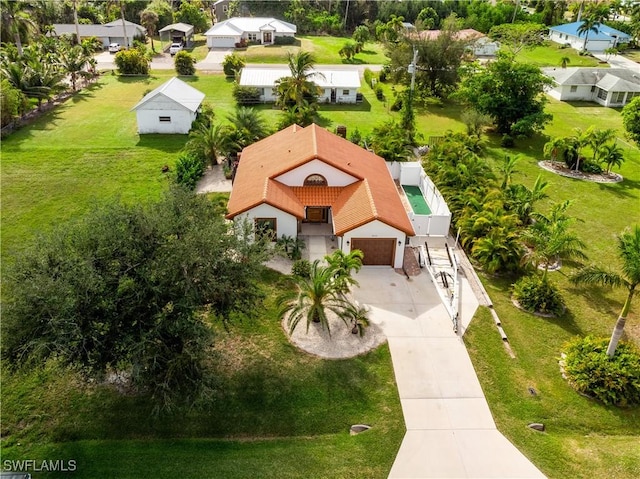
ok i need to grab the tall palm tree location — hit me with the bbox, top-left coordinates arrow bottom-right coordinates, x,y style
571,226 -> 640,357
1,0 -> 39,57
140,9 -> 159,52
187,122 -> 231,166
560,56 -> 571,69
577,17 -> 601,51
522,200 -> 587,279
277,260 -> 355,336
275,51 -> 323,109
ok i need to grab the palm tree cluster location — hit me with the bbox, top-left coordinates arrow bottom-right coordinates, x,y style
277,250 -> 367,337
544,126 -> 624,173
275,51 -> 323,128
424,133 -> 587,278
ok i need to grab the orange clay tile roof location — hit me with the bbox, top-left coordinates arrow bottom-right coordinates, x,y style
226,124 -> 414,236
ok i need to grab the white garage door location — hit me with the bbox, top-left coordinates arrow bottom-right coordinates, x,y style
211,36 -> 237,48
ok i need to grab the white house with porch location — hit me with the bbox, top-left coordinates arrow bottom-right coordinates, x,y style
131,77 -> 204,134
204,17 -> 296,48
239,67 -> 361,104
543,67 -> 640,107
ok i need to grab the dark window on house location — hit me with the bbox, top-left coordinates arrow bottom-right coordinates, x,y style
627,92 -> 638,102
597,88 -> 607,100
255,218 -> 277,241
591,86 -> 596,92
222,5 -> 228,11
570,85 -> 577,93
247,33 -> 257,41
159,116 -> 171,122
342,89 -> 349,95
303,174 -> 328,186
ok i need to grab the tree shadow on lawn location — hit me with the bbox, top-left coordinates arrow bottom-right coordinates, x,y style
136,134 -> 188,153
596,175 -> 640,199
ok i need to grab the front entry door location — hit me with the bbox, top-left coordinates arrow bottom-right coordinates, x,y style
306,207 -> 328,223
263,32 -> 272,43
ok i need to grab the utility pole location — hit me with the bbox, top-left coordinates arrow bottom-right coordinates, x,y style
408,46 -> 419,99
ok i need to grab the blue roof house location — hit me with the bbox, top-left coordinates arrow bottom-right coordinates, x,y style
549,21 -> 631,52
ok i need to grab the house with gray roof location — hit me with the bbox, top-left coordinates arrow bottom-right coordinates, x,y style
204,17 -> 296,48
548,21 -> 631,52
543,67 -> 640,107
52,20 -> 146,49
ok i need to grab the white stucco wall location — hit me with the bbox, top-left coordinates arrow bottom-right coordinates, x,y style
235,203 -> 298,239
318,88 -> 357,104
340,221 -> 406,269
555,84 -> 595,101
275,159 -> 358,186
549,31 -> 616,52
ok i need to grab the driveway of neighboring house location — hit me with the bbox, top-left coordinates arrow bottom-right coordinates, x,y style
196,48 -> 234,72
593,52 -> 640,73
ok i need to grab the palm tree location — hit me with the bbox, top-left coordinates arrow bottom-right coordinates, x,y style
325,249 -> 363,292
504,175 -> 549,226
598,143 -> 625,173
1,0 -> 39,57
571,226 -> 640,357
560,56 -> 571,69
589,128 -> 615,161
225,106 -> 269,152
275,51 -> 323,109
577,17 -> 601,51
339,41 -> 357,61
277,260 -> 355,336
522,200 -> 587,279
471,225 -> 523,274
187,122 -> 231,166
499,154 -> 520,189
140,9 -> 159,52
58,44 -> 92,91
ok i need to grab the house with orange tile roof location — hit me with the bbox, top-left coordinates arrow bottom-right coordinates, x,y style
226,124 -> 415,268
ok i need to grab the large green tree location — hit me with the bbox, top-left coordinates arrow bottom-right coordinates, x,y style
2,187 -> 271,409
275,50 -> 322,109
571,226 -> 640,357
488,22 -> 546,54
456,53 -> 553,136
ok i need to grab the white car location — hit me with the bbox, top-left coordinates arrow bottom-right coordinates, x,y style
169,43 -> 183,56
108,43 -> 121,53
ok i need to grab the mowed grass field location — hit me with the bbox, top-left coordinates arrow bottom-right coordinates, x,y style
2,62 -> 640,478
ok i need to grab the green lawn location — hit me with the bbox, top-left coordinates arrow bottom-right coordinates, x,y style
2,66 -> 640,478
516,41 -> 604,67
239,36 -> 388,65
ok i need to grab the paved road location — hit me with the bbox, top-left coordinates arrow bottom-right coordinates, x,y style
593,52 -> 640,73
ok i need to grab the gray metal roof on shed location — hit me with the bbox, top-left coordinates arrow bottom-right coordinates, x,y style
240,68 -> 361,89
131,77 -> 205,113
159,23 -> 194,34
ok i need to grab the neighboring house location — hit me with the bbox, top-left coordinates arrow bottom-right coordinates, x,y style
548,21 -> 631,52
204,17 -> 296,48
411,28 -> 499,57
543,67 -> 640,107
226,124 -> 415,268
158,22 -> 194,48
239,67 -> 361,104
213,0 -> 231,22
52,20 -> 146,48
131,77 -> 205,134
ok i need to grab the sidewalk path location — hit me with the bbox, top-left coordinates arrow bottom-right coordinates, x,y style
352,267 -> 545,478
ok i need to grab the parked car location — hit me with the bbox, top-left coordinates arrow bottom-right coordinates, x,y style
169,43 -> 183,56
108,43 -> 121,53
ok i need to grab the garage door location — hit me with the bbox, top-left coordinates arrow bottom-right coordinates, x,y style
351,238 -> 395,266
211,36 -> 236,48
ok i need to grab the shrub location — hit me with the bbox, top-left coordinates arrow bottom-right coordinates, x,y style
222,53 -> 245,78
349,127 -> 363,146
379,65 -> 390,82
562,336 -> 640,406
174,50 -> 196,75
274,36 -> 296,45
374,83 -> 385,101
501,134 -> 515,147
390,95 -> 403,111
233,84 -> 261,105
175,152 -> 205,190
114,47 -> 150,75
513,275 -> 565,316
291,259 -> 311,278
363,68 -> 374,88
581,161 -> 603,174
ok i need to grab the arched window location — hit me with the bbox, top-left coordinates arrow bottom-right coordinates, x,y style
304,174 -> 327,186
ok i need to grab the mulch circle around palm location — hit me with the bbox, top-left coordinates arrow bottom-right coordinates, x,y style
538,161 -> 623,183
284,308 -> 387,359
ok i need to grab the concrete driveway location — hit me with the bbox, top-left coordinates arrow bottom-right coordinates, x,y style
352,267 -> 545,478
196,48 -> 234,72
